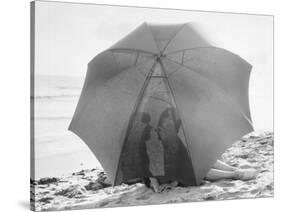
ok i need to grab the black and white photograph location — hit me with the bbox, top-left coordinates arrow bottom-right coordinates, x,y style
30,1 -> 273,211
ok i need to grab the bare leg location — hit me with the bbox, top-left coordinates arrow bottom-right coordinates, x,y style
212,160 -> 237,172
159,181 -> 178,192
205,168 -> 258,182
205,168 -> 238,181
149,177 -> 160,192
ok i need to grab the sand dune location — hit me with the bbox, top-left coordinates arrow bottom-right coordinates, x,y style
32,131 -> 273,211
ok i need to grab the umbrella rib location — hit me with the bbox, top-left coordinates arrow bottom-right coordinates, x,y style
144,22 -> 160,53
110,50 -> 154,77
162,23 -> 187,54
163,57 -> 254,128
99,52 -> 155,98
165,46 -> 238,56
134,53 -> 139,65
110,48 -> 156,56
165,46 -> 216,55
146,95 -> 173,106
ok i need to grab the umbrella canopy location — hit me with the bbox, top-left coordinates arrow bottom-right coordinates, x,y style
69,22 -> 253,186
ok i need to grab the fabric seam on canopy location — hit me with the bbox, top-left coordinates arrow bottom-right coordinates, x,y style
164,57 -> 254,128
161,23 -> 187,54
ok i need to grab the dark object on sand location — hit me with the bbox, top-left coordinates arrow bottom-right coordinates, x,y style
38,177 -> 60,185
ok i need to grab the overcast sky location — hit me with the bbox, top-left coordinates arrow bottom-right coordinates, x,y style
34,1 -> 273,130
35,1 -> 273,76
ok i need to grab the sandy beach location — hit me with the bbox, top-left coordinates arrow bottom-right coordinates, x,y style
31,131 -> 273,211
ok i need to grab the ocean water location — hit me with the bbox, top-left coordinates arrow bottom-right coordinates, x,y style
34,75 -> 102,179
33,75 -> 273,179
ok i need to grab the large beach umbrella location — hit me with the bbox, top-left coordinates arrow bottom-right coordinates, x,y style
69,22 -> 253,186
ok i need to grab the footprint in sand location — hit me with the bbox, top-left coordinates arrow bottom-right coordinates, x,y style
217,191 -> 245,199
239,164 -> 253,169
38,197 -> 53,203
248,158 -> 258,163
250,189 -> 261,195
216,181 -> 236,187
74,199 -> 87,204
98,201 -> 110,207
245,180 -> 257,185
136,195 -> 150,200
200,188 -> 214,193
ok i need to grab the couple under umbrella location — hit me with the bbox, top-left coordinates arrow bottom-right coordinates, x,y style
69,22 -> 257,192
